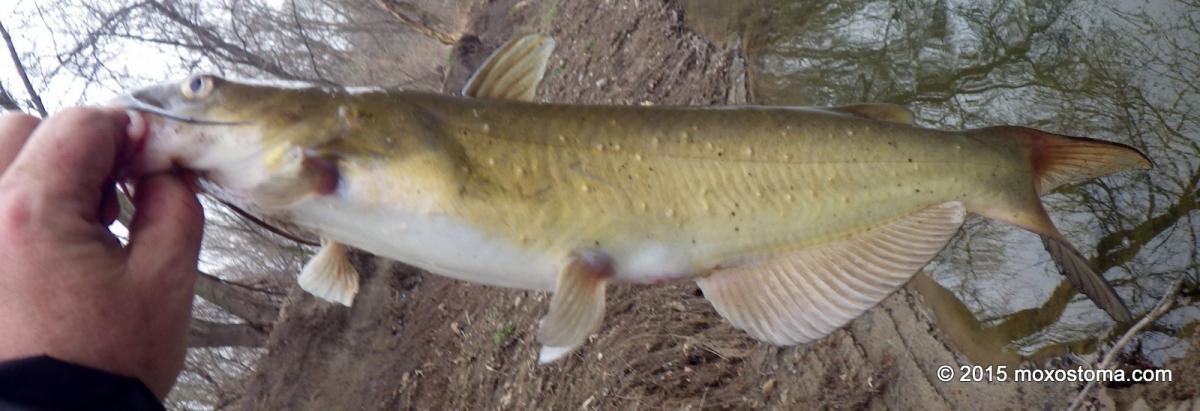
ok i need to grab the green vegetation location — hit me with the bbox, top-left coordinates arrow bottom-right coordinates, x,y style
493,322 -> 516,346
540,0 -> 560,32
546,61 -> 565,81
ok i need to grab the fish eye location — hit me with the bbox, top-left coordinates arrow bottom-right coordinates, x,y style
180,75 -> 214,99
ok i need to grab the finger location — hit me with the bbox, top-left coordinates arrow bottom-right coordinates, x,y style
126,173 -> 203,286
2,107 -> 129,217
126,173 -> 201,400
0,112 -> 40,174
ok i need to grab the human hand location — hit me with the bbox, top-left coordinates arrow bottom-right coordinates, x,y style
0,108 -> 203,399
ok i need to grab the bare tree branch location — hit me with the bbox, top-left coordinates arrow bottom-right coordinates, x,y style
43,1 -> 150,82
195,271 -> 282,326
0,20 -> 47,117
189,319 -> 268,348
289,0 -> 327,83
0,81 -> 21,111
1067,276 -> 1185,411
146,0 -> 316,83
373,0 -> 460,46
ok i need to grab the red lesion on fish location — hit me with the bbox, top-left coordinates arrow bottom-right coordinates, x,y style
303,155 -> 341,195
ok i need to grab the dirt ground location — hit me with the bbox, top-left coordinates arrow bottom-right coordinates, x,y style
234,1 -> 1197,409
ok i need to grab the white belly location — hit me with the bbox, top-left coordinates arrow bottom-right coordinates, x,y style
288,198 -> 559,291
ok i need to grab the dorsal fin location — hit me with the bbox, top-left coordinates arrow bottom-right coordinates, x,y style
462,34 -> 556,101
828,103 -> 915,125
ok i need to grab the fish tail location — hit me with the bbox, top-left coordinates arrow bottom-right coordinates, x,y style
974,126 -> 1149,323
1002,125 -> 1153,194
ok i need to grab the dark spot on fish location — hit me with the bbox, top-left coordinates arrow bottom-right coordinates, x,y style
915,189 -> 921,193
907,158 -> 913,162
304,156 -> 341,195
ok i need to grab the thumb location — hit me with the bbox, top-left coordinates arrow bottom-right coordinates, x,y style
127,173 -> 204,287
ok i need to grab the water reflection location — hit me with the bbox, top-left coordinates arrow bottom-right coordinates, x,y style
685,0 -> 1199,366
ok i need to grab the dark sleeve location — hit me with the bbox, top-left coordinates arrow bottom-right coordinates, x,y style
0,355 -> 164,411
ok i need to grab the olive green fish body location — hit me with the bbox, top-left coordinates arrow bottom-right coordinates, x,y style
120,34 -> 1150,363
370,94 -> 1028,281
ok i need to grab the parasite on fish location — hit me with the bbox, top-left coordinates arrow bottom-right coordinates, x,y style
116,34 -> 1151,363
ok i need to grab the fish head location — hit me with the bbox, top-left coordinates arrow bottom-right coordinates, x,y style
117,74 -> 342,199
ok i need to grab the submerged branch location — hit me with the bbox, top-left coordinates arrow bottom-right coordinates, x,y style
1067,276 -> 1186,411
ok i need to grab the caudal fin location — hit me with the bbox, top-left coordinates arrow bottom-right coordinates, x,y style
978,126 -> 1149,323
995,126 -> 1153,194
1042,235 -> 1133,322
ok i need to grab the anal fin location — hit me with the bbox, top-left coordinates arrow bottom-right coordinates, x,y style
298,241 -> 360,306
697,202 -> 966,345
537,251 -> 611,363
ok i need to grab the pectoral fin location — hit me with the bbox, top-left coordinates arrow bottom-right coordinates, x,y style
537,251 -> 611,363
298,241 -> 360,306
462,34 -> 556,101
696,202 -> 965,345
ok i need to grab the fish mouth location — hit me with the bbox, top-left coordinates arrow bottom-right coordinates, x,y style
109,88 -> 253,176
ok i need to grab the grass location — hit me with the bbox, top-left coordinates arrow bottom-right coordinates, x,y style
546,61 -> 566,81
493,322 -> 516,346
540,0 -> 560,32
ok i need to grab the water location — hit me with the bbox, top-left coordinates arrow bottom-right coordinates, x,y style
685,0 -> 1199,367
